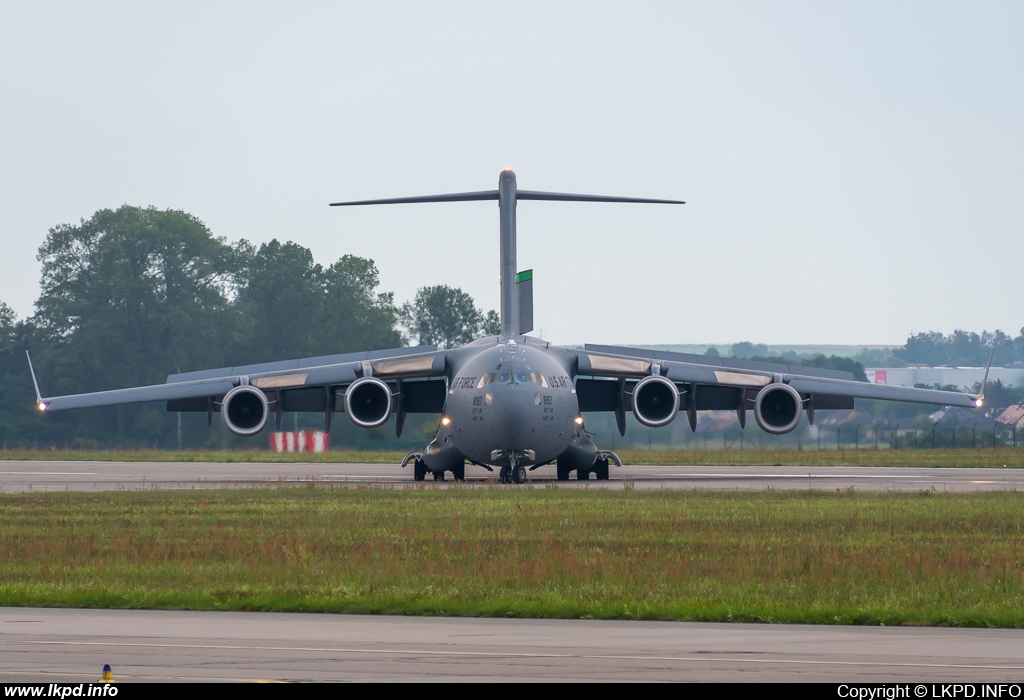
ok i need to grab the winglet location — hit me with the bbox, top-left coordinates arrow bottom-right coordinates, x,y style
980,346 -> 996,397
972,346 -> 996,408
25,351 -> 46,410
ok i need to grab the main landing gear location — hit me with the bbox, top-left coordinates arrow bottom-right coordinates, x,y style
555,450 -> 621,482
402,451 -> 465,482
574,457 -> 608,481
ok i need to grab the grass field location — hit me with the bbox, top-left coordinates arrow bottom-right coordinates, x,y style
2,447 -> 1023,467
1,487 -> 1022,627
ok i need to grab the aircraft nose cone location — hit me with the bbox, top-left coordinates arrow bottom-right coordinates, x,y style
491,388 -> 534,438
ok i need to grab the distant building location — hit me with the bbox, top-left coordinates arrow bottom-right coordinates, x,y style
865,367 -> 1024,390
995,404 -> 1024,431
818,410 -> 854,427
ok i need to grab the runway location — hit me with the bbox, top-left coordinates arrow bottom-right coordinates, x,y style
0,459 -> 1021,493
2,608 -> 1023,683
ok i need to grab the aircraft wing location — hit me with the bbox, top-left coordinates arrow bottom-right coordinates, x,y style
573,344 -> 981,414
36,346 -> 448,412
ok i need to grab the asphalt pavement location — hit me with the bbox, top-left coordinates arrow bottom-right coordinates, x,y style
3,608 -> 1023,683
0,459 -> 1021,492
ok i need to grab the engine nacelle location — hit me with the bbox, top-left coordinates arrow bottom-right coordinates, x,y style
345,376 -> 393,429
631,375 -> 680,427
221,385 -> 270,437
754,383 -> 803,435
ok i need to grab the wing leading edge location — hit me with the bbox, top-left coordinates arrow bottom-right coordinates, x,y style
36,346 -> 447,412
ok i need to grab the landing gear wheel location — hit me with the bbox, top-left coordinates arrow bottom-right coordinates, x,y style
451,463 -> 465,482
576,468 -> 591,481
594,458 -> 610,481
413,459 -> 427,482
432,470 -> 445,481
499,466 -> 511,484
556,460 -> 570,481
512,464 -> 527,484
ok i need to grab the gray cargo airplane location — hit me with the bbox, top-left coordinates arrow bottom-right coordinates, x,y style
29,169 -> 988,484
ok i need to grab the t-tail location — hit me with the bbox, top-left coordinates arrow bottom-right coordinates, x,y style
330,169 -> 685,338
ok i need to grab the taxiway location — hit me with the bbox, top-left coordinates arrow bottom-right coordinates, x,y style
0,460 -> 1020,493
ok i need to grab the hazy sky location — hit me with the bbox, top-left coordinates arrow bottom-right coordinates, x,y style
2,1 -> 1021,347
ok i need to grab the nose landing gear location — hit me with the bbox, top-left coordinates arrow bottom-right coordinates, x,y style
499,454 -> 528,484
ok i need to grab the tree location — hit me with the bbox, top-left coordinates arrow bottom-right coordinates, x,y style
231,239 -> 325,362
0,302 -> 42,445
231,242 -> 406,361
33,206 -> 237,442
319,255 -> 403,354
750,354 -> 867,381
730,341 -> 768,359
36,206 -> 236,381
401,285 -> 496,348
481,310 -> 501,337
894,329 -> 1024,367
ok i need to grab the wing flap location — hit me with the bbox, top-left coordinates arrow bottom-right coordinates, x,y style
166,346 -> 436,384
584,344 -> 856,381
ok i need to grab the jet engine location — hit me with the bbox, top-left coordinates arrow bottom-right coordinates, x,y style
221,385 -> 270,437
344,376 -> 393,428
631,375 -> 680,427
753,383 -> 803,435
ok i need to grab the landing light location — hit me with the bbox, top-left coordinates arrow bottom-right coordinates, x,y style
37,402 -> 47,412
574,416 -> 584,425
975,398 -> 984,408
441,416 -> 451,426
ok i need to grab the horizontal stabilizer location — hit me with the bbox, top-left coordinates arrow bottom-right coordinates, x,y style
330,191 -> 498,206
517,190 -> 685,205
330,190 -> 684,207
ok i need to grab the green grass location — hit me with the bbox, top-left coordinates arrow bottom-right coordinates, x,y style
0,448 -> 410,464
3,447 -> 1024,467
2,487 -> 1022,626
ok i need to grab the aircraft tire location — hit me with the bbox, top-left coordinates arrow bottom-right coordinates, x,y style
451,463 -> 465,482
499,466 -> 511,484
594,459 -> 610,481
556,461 -> 570,481
576,468 -> 591,481
512,465 -> 527,484
413,460 -> 427,482
432,470 -> 445,481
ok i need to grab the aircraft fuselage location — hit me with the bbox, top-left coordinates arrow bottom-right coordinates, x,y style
423,338 -> 582,471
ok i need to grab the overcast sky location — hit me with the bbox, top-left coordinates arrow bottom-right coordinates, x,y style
2,1 -> 1021,347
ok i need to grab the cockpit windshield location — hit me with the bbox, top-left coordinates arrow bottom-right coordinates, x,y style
475,370 -> 549,388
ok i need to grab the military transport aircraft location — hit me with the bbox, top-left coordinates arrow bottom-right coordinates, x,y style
28,169 -> 988,484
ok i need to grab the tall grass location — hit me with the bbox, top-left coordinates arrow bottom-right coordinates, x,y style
1,488 -> 1021,626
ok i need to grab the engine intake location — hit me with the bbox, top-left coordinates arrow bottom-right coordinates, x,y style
345,376 -> 393,428
631,375 -> 679,427
221,385 -> 270,437
754,383 -> 803,435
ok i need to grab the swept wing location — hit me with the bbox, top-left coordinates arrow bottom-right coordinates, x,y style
35,346 -> 447,412
573,344 -> 982,435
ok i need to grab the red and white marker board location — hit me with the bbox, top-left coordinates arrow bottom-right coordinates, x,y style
269,431 -> 330,453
